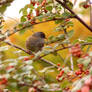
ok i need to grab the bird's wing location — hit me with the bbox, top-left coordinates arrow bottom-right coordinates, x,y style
26,36 -> 44,52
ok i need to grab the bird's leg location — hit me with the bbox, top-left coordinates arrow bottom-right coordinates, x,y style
26,50 -> 33,55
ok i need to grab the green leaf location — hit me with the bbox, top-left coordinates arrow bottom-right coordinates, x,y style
86,36 -> 92,42
48,35 -> 54,40
29,4 -> 34,9
55,20 -> 64,24
66,1 -> 73,9
62,11 -> 71,18
68,30 -> 74,38
37,15 -> 43,22
0,25 -> 4,29
72,39 -> 79,44
57,34 -> 65,40
67,21 -> 74,27
20,16 -> 27,22
46,6 -> 53,11
89,67 -> 92,74
18,23 -> 24,28
19,29 -> 26,35
19,8 -> 23,14
22,9 -> 27,16
6,82 -> 18,91
86,45 -> 91,53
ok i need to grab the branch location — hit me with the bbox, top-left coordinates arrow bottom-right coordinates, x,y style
0,0 -> 13,6
0,16 -> 73,42
55,0 -> 92,32
4,41 -> 59,68
38,42 -> 92,59
4,40 -> 92,69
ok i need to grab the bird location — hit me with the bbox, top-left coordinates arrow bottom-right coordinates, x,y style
26,32 -> 46,53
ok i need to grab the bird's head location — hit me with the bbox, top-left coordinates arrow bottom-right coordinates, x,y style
32,32 -> 46,39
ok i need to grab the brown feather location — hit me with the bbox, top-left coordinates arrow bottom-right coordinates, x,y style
26,36 -> 44,52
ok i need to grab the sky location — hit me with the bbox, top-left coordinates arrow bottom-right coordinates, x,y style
3,0 -> 89,20
4,0 -> 29,20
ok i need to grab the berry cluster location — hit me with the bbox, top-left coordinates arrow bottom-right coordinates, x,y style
23,55 -> 35,61
70,44 -> 83,57
77,76 -> 92,92
27,0 -> 47,24
0,78 -> 7,85
75,64 -> 89,77
56,64 -> 65,82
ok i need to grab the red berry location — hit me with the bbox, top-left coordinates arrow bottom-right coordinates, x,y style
36,9 -> 40,16
84,70 -> 89,75
64,87 -> 70,91
30,0 -> 36,6
60,70 -> 64,75
41,0 -> 46,6
81,85 -> 90,92
77,64 -> 83,69
37,2 -> 39,5
30,55 -> 35,59
27,14 -> 31,20
30,20 -> 36,24
70,44 -> 83,57
43,8 -> 48,13
56,76 -> 60,82
24,57 -> 30,61
58,74 -> 62,77
0,78 -> 8,85
6,65 -> 14,70
65,19 -> 70,22
82,53 -> 89,58
85,77 -> 92,86
75,70 -> 82,75
77,90 -> 81,92
62,65 -> 65,68
75,44 -> 81,47
83,5 -> 90,9
57,63 -> 61,66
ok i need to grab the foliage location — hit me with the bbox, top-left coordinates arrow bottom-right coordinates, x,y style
0,0 -> 92,92
0,0 -> 14,14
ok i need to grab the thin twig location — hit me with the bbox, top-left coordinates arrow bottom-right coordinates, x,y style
4,40 -> 92,69
0,16 -> 73,42
4,41 -> 59,68
55,0 -> 92,32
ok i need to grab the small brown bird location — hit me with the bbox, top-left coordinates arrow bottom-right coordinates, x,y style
26,32 -> 46,53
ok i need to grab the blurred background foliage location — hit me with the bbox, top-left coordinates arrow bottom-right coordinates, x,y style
1,0 -> 92,90
0,0 -> 14,14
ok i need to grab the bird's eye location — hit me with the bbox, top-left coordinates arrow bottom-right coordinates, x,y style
40,33 -> 45,38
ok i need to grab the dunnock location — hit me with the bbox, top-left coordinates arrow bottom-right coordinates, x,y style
26,32 -> 46,53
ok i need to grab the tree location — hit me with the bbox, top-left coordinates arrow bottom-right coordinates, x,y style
0,0 -> 92,92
